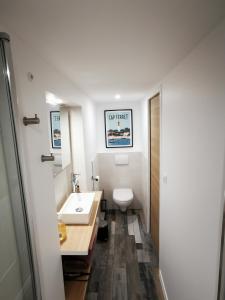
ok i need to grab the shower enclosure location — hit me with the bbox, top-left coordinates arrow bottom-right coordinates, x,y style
0,33 -> 38,299
218,202 -> 225,300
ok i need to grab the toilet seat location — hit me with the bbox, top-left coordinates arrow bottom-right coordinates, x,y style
113,188 -> 133,202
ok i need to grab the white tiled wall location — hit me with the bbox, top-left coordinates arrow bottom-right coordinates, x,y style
97,152 -> 144,209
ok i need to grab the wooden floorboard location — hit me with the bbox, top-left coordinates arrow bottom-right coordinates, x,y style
86,209 -> 163,300
112,267 -> 128,300
127,214 -> 135,235
133,216 -> 142,244
86,292 -> 98,300
126,235 -> 142,300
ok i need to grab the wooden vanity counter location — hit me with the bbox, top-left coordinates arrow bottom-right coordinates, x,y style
60,191 -> 102,300
60,191 -> 102,256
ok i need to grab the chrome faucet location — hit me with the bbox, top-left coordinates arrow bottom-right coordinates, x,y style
72,173 -> 80,193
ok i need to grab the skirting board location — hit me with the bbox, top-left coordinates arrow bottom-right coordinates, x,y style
159,269 -> 169,300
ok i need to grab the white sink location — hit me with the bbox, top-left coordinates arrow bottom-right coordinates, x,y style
58,192 -> 95,224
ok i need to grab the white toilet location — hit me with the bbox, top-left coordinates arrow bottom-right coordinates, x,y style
113,188 -> 133,212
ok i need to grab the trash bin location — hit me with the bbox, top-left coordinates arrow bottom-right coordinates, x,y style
97,219 -> 108,241
100,198 -> 107,212
97,198 -> 108,241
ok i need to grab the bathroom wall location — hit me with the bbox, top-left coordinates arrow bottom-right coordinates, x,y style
140,99 -> 150,230
82,100 -> 98,191
142,19 -> 225,300
98,152 -> 143,209
70,107 -> 88,191
95,101 -> 144,209
0,23 -> 97,300
96,101 -> 142,153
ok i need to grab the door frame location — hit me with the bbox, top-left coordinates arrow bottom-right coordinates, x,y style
149,92 -> 160,235
147,89 -> 163,246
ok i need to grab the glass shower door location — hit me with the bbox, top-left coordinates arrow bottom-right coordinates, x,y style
218,205 -> 225,300
0,33 -> 37,299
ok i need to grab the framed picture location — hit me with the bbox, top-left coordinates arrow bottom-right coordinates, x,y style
104,109 -> 133,148
50,111 -> 61,148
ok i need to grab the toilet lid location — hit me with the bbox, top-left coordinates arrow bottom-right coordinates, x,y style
113,188 -> 133,202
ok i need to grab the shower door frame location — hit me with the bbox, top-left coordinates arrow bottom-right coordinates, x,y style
0,32 -> 41,300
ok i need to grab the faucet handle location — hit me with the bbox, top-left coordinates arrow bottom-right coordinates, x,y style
72,173 -> 80,182
72,173 -> 80,193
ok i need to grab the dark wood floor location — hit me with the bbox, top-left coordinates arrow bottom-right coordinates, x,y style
86,210 -> 164,300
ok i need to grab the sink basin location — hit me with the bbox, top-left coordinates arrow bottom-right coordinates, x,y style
58,192 -> 95,224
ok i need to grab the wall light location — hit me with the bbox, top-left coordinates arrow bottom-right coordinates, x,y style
115,94 -> 121,100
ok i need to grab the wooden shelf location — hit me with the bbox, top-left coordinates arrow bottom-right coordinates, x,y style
64,265 -> 91,300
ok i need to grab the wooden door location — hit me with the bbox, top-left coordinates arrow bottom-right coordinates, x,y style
150,93 -> 160,255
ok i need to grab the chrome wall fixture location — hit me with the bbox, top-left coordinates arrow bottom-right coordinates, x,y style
41,153 -> 55,162
23,114 -> 40,126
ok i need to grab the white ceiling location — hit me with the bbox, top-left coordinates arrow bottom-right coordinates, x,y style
0,0 -> 225,102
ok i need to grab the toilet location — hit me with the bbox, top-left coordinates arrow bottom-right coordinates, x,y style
113,188 -> 133,212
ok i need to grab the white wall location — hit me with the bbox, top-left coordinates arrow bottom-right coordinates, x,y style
82,100 -> 97,190
98,152 -> 143,209
0,24 -> 97,300
95,101 -> 144,209
70,107 -> 88,191
96,101 -> 142,153
142,19 -> 225,300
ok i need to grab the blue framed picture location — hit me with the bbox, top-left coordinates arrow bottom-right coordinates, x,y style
50,111 -> 61,148
104,109 -> 133,148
